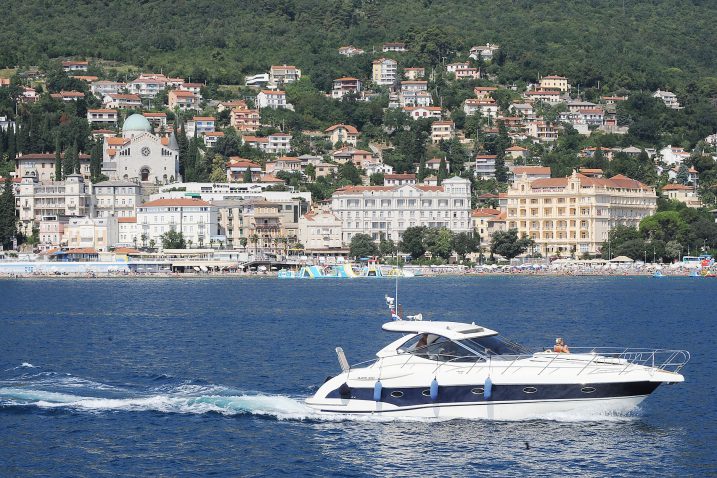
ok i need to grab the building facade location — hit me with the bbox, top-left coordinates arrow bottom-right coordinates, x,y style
331,177 -> 472,243
506,172 -> 657,256
136,198 -> 219,249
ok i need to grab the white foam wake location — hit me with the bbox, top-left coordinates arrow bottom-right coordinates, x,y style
0,387 -> 448,422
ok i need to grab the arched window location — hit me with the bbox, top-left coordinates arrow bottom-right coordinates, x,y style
141,168 -> 150,182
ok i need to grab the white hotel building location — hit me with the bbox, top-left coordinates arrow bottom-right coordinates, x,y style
331,177 -> 472,243
136,198 -> 219,249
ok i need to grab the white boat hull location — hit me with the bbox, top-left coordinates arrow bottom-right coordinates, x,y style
305,395 -> 648,420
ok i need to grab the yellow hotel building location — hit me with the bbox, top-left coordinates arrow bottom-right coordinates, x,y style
507,172 -> 657,256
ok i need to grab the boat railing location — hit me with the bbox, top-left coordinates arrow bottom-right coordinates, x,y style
343,347 -> 690,377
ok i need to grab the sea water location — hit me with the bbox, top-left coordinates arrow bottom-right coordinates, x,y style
0,276 -> 715,476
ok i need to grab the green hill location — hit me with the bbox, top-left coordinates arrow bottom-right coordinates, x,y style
2,0 -> 716,92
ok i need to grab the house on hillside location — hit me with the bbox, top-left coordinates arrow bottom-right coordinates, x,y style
325,124 -> 359,146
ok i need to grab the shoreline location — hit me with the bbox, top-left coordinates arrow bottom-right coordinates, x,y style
0,270 -> 706,279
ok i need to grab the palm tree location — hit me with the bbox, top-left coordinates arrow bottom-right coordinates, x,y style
149,239 -> 156,251
250,234 -> 259,258
140,233 -> 148,248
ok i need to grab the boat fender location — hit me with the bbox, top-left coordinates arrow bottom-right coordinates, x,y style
430,377 -> 439,401
373,380 -> 382,401
339,383 -> 351,399
484,377 -> 493,400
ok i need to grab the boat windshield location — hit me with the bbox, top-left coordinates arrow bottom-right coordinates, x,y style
403,335 -> 483,362
457,335 -> 531,356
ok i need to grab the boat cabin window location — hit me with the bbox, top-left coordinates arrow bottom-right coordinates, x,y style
400,335 -> 482,362
457,335 -> 530,356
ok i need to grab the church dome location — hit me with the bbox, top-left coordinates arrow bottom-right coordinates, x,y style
122,114 -> 152,134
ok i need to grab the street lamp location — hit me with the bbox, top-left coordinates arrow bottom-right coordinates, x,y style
644,250 -> 647,263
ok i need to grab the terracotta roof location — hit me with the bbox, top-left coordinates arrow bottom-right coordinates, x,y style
227,158 -> 261,168
18,153 -> 90,160
260,90 -> 286,95
192,116 -> 215,121
143,112 -> 167,117
471,208 -> 501,217
259,174 -> 285,183
114,247 -> 140,254
530,173 -> 650,190
475,155 -> 497,159
107,137 -> 130,146
578,168 -> 604,174
277,156 -> 301,162
325,124 -> 359,134
334,77 -> 360,81
117,217 -> 137,223
427,158 -> 443,164
88,109 -> 117,114
662,184 -> 694,191
506,146 -> 528,151
170,90 -> 196,97
109,94 -> 141,101
204,132 -> 225,137
512,166 -> 550,175
487,212 -> 507,221
141,198 -> 210,207
385,173 -> 416,180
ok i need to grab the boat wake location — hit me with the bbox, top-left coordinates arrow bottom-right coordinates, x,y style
0,365 -> 638,423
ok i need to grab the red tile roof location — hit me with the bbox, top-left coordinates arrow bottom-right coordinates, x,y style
325,124 -> 359,134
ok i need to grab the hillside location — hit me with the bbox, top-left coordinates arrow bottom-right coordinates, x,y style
2,0 -> 716,92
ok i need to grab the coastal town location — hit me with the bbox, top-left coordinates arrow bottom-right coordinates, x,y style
1,41 -> 716,275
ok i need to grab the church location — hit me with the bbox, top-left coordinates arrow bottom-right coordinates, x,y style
102,114 -> 181,184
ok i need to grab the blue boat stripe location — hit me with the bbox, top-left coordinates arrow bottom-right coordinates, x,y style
325,381 -> 659,406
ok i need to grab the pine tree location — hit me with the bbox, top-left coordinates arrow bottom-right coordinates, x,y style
90,139 -> 103,181
54,139 -> 62,181
6,125 -> 16,163
494,151 -> 509,183
63,144 -> 77,179
417,156 -> 427,181
0,176 -> 17,250
437,158 -> 448,184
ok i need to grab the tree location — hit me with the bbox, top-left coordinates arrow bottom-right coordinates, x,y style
337,161 -> 362,185
54,138 -> 62,181
379,234 -> 396,258
305,163 -> 316,181
0,176 -> 17,250
437,158 -> 448,184
453,231 -> 480,259
209,154 -> 227,182
89,139 -> 105,182
400,226 -> 426,259
62,144 -> 77,178
423,227 -> 455,259
494,151 -> 509,183
490,229 -> 534,259
369,172 -> 384,185
160,230 -> 186,249
349,233 -> 378,258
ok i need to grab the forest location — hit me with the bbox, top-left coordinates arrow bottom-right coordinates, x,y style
2,0 -> 716,96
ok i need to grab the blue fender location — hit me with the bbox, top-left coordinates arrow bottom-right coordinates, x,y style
484,376 -> 493,400
430,377 -> 439,401
373,380 -> 382,401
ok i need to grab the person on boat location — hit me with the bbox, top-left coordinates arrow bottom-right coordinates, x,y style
415,333 -> 429,350
553,337 -> 570,353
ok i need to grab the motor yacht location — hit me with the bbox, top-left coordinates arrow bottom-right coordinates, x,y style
305,318 -> 689,420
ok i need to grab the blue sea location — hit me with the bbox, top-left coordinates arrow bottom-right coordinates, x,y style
0,276 -> 715,477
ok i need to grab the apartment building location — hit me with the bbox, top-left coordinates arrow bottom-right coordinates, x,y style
506,171 -> 657,256
330,176 -> 472,243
